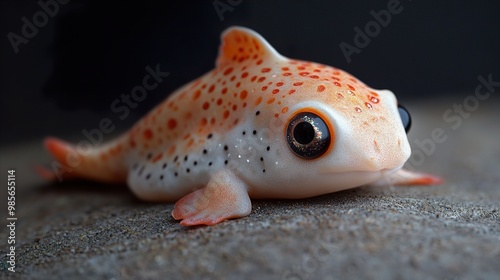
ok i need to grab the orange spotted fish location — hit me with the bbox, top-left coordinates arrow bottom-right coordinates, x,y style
43,26 -> 441,226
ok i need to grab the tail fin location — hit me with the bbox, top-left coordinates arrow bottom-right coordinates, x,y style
41,136 -> 128,183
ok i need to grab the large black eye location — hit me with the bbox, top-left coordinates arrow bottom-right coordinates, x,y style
286,112 -> 331,159
398,104 -> 412,133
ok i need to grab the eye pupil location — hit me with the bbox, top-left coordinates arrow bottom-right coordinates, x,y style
286,112 -> 331,159
293,122 -> 315,144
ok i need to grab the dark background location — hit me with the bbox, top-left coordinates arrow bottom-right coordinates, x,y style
1,0 -> 499,146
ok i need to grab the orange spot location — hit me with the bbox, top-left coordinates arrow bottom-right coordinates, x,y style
240,90 -> 248,99
365,102 -> 373,109
293,82 -> 303,86
272,89 -> 280,94
168,145 -> 176,156
282,67 -> 289,71
217,98 -> 223,105
348,84 -> 356,91
262,86 -> 268,91
256,59 -> 263,65
223,110 -> 230,119
283,72 -> 292,76
258,77 -> 266,82
129,139 -> 136,148
276,82 -> 284,87
299,72 -> 309,76
178,91 -> 187,100
183,133 -> 190,140
187,138 -> 194,147
267,98 -> 275,104
274,113 -> 279,118
241,72 -> 248,78
210,117 -> 216,125
152,153 -> 163,163
317,85 -> 326,92
221,87 -> 227,94
255,96 -> 263,105
230,75 -> 236,82
208,84 -> 215,93
334,82 -> 341,87
168,119 -> 177,129
289,89 -> 295,95
298,66 -> 305,70
236,82 -> 241,88
261,67 -> 271,73
310,75 -> 319,79
143,129 -> 153,140
202,102 -> 210,110
251,76 -> 257,82
200,118 -> 208,126
224,67 -> 233,76
243,102 -> 247,108
370,91 -> 379,97
232,104 -> 238,111
281,107 -> 289,114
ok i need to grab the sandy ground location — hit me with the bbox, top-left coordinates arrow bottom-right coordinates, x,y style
1,96 -> 499,279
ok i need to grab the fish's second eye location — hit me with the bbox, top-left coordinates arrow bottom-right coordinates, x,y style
398,104 -> 412,133
286,112 -> 331,159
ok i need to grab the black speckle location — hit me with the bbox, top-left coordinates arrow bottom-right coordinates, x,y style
186,168 -> 190,173
263,169 -> 266,173
256,111 -> 260,116
184,155 -> 188,161
208,162 -> 213,166
242,131 -> 246,135
224,160 -> 228,165
174,156 -> 178,162
174,172 -> 178,177
162,163 -> 167,169
160,175 -> 164,180
203,149 -> 208,154
194,161 -> 198,166
266,146 -> 270,151
146,173 -> 151,180
207,133 -> 213,139
146,153 -> 152,160
260,157 -> 264,161
224,145 -> 228,151
138,166 -> 145,176
252,130 -> 257,135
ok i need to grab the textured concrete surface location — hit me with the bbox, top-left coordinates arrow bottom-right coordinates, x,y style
1,96 -> 499,279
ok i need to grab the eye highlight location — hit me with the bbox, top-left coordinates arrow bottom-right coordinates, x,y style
286,112 -> 331,159
397,104 -> 412,133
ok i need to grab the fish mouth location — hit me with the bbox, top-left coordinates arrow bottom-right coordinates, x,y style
318,166 -> 401,176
